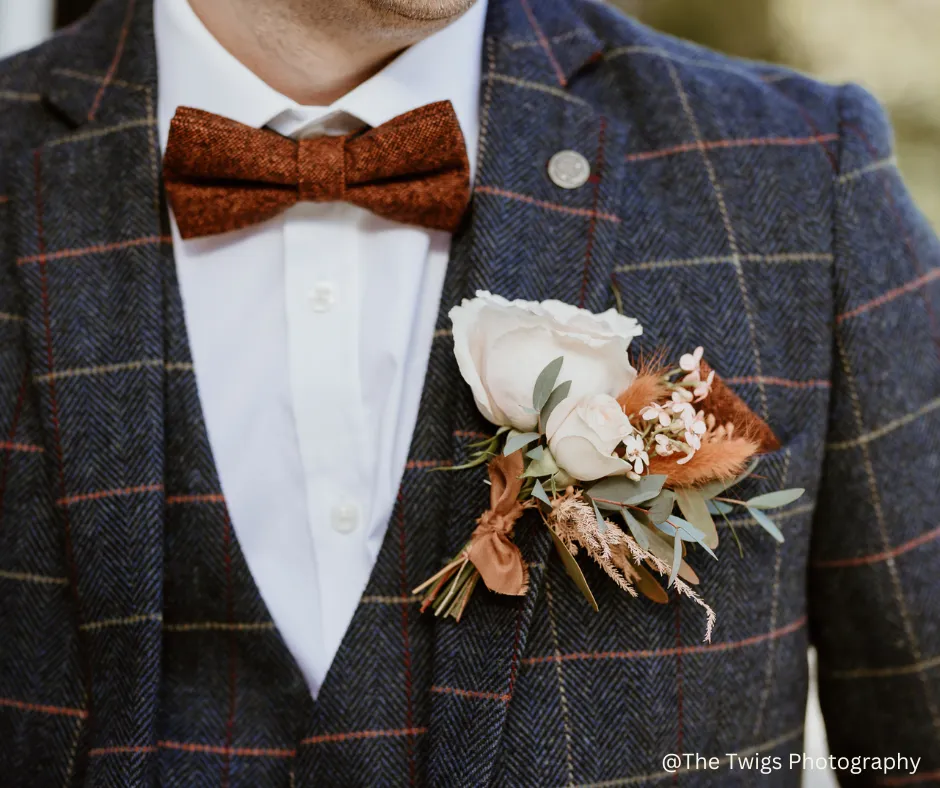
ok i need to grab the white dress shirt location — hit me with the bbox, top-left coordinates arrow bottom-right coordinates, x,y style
154,0 -> 485,695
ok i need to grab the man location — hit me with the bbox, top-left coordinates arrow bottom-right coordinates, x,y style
0,0 -> 937,785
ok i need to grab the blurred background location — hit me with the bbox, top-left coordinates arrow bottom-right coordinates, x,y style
2,1 -> 938,785
620,0 -> 940,229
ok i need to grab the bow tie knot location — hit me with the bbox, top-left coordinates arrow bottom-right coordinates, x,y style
298,136 -> 346,203
162,101 -> 470,239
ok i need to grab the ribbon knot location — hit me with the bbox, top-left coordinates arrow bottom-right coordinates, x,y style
466,451 -> 529,597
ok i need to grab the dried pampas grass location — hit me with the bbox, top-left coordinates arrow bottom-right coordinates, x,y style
617,373 -> 670,420
617,356 -> 671,420
648,435 -> 759,488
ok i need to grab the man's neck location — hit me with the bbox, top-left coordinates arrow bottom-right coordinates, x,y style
187,0 -> 466,106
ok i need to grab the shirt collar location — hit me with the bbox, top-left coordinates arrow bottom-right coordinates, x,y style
155,0 -> 486,174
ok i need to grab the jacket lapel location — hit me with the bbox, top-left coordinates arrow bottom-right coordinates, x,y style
426,2 -> 635,783
12,0 -> 168,780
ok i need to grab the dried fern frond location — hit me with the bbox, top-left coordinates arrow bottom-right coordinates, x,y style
548,494 -> 636,593
546,492 -> 716,640
621,533 -> 716,641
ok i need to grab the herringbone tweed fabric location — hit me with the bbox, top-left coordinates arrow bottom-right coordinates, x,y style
0,0 -> 937,786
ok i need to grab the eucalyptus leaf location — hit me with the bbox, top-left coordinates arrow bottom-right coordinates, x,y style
531,478 -> 552,506
610,277 -> 625,316
625,475 -> 668,505
587,474 -> 667,508
662,515 -> 717,560
503,431 -> 540,456
748,506 -> 785,543
669,531 -> 682,587
540,380 -> 572,429
645,527 -> 699,585
548,527 -> 599,612
675,488 -> 719,550
631,560 -> 669,604
526,445 -> 545,461
588,496 -> 608,533
532,356 -> 564,412
654,516 -> 701,543
622,507 -> 650,551
706,500 -> 734,516
646,490 -> 677,525
436,453 -> 491,472
747,488 -> 806,510
522,450 -> 560,478
698,458 -> 760,499
585,476 -> 636,504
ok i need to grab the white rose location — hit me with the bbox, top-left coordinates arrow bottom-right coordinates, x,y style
545,394 -> 634,481
449,291 -> 642,431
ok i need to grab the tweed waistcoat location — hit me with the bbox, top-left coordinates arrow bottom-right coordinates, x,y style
1,0 -> 939,785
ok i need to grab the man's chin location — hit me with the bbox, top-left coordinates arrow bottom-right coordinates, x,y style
361,0 -> 478,24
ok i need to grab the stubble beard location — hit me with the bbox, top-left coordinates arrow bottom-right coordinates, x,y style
360,0 -> 478,23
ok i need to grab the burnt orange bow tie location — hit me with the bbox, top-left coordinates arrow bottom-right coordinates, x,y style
162,101 -> 471,239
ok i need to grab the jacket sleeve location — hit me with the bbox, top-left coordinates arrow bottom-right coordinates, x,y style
809,82 -> 940,782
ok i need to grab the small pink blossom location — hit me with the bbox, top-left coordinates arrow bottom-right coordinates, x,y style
688,411 -> 708,436
679,346 -> 704,374
691,369 -> 715,402
654,434 -> 675,456
641,402 -> 671,427
623,434 -> 650,475
670,391 -> 695,425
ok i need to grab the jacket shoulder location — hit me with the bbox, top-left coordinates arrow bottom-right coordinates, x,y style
573,0 -> 845,140
0,35 -> 68,156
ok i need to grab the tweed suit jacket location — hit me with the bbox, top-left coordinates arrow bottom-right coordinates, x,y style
1,0 -> 939,786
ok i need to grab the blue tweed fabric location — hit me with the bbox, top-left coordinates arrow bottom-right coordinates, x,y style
0,0 -> 938,785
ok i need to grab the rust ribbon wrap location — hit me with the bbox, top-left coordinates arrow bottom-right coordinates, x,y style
466,451 -> 529,596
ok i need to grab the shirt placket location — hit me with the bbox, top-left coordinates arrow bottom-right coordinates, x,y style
283,202 -> 370,681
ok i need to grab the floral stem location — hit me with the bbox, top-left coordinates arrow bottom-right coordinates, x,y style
589,497 -> 651,519
412,546 -> 470,595
445,570 -> 480,621
719,509 -> 744,558
434,557 -> 472,615
419,573 -> 451,614
453,573 -> 480,621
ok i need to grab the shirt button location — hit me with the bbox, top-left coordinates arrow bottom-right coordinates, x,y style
307,282 -> 336,312
331,502 -> 360,534
547,150 -> 591,189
